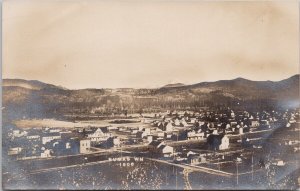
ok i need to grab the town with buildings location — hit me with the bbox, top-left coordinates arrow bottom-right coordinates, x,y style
3,107 -> 300,189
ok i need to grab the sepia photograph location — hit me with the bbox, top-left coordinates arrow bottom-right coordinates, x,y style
2,0 -> 300,190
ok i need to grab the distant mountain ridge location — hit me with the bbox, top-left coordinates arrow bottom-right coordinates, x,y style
157,75 -> 299,99
3,79 -> 67,90
2,75 -> 299,120
3,75 -> 299,91
162,83 -> 186,88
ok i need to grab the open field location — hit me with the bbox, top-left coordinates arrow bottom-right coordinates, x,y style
13,119 -> 96,129
13,118 -> 150,129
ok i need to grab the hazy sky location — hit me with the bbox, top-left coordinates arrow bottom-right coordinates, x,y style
3,0 -> 299,89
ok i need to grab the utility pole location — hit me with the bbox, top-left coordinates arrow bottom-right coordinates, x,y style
72,168 -> 75,185
176,168 -> 178,189
251,153 -> 254,181
236,161 -> 239,186
165,171 -> 168,185
92,177 -> 95,189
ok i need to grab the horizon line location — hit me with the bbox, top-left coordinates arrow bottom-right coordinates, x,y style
2,74 -> 299,90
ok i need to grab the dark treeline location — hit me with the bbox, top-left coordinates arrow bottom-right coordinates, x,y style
3,93 -> 296,122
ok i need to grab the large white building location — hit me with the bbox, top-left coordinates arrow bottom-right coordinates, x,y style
42,133 -> 61,144
87,128 -> 111,144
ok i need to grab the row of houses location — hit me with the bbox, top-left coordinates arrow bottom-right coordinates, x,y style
6,126 -> 122,159
147,133 -> 229,160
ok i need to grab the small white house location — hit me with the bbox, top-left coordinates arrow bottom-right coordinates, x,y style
174,118 -> 181,126
27,135 -> 40,140
165,122 -> 174,132
147,135 -> 153,143
41,149 -> 51,158
251,120 -> 260,128
136,131 -> 149,139
219,136 -> 229,150
239,127 -> 243,134
113,137 -> 121,147
158,145 -> 174,157
273,160 -> 285,166
80,139 -> 91,154
12,130 -> 28,138
8,147 -> 22,155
